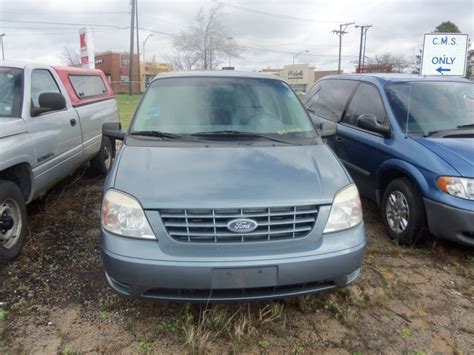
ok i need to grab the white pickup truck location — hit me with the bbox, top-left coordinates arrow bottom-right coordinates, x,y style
0,62 -> 120,260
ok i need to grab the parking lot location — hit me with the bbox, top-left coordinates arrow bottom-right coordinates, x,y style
1,151 -> 473,354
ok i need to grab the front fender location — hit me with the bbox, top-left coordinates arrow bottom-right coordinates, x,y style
375,159 -> 430,204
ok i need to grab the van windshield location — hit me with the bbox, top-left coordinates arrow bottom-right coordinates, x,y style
0,68 -> 23,118
131,77 -> 316,141
385,81 -> 474,136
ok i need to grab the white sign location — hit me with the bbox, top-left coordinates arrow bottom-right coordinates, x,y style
421,33 -> 468,76
79,27 -> 95,69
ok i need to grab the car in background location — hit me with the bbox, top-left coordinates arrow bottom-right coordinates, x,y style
0,62 -> 120,260
100,71 -> 366,302
304,74 -> 474,246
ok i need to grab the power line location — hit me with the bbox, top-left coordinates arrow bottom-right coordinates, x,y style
212,0 -> 343,24
1,9 -> 128,15
0,19 -> 127,29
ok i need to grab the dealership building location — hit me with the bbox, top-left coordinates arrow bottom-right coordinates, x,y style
261,64 -> 340,92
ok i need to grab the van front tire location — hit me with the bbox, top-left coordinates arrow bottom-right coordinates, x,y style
0,180 -> 27,260
382,178 -> 426,245
90,137 -> 114,176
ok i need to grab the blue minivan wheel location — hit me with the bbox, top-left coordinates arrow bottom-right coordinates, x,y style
382,178 -> 426,245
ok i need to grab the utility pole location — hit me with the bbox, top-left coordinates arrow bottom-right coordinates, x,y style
362,26 -> 371,69
143,33 -> 153,87
332,22 -> 354,74
128,0 -> 136,96
226,36 -> 233,67
135,0 -> 141,92
0,34 -> 5,60
356,25 -> 372,72
209,36 -> 213,70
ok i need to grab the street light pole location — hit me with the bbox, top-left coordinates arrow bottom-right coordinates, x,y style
293,50 -> 308,64
226,36 -> 233,67
0,34 -> 5,61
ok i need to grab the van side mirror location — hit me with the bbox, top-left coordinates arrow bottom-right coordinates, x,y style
31,92 -> 66,117
103,121 -> 126,141
357,114 -> 391,137
320,121 -> 337,137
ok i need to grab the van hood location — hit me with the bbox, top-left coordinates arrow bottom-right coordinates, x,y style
414,137 -> 474,177
0,117 -> 27,139
114,144 -> 350,209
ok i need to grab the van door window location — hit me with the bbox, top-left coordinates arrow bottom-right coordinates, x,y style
31,69 -> 61,108
343,83 -> 388,127
305,80 -> 358,122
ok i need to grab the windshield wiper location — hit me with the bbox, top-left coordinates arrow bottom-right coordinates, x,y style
130,130 -> 182,139
190,130 -> 294,145
457,123 -> 474,129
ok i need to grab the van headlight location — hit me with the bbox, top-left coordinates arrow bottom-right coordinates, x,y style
324,184 -> 363,233
437,176 -> 474,200
101,189 -> 155,239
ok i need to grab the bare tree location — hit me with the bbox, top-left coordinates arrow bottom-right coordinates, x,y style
60,46 -> 81,67
168,5 -> 240,70
367,53 -> 409,73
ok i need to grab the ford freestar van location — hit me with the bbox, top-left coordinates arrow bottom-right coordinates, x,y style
100,71 -> 366,302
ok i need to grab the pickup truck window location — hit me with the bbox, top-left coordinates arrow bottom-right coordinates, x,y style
0,67 -> 23,118
343,83 -> 388,127
305,80 -> 358,122
31,69 -> 61,108
69,75 -> 108,99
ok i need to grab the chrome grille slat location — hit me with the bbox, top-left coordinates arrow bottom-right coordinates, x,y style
159,205 -> 318,243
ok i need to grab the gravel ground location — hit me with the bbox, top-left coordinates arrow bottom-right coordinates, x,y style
0,170 -> 473,354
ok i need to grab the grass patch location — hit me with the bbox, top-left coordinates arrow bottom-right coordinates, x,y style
116,94 -> 141,128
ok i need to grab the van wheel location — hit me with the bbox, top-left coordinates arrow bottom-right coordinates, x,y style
0,180 -> 27,260
90,137 -> 114,175
382,178 -> 426,245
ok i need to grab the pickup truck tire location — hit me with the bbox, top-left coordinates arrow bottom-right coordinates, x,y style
90,137 -> 114,176
382,178 -> 426,245
0,180 -> 27,260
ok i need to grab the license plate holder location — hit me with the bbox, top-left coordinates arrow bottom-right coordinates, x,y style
212,266 -> 277,289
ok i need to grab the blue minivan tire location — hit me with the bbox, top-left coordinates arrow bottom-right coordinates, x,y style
382,178 -> 426,245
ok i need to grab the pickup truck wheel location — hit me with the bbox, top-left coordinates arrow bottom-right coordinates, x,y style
382,178 -> 426,245
0,180 -> 27,260
90,137 -> 114,175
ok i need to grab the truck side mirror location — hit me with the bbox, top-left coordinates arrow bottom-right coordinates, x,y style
357,114 -> 391,137
103,121 -> 126,141
31,92 -> 66,116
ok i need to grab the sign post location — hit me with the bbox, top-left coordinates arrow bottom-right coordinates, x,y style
421,33 -> 468,76
79,27 -> 95,69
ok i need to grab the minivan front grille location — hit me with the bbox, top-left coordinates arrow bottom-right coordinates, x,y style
159,205 -> 318,243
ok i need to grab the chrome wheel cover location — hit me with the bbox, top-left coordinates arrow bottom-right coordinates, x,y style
1,198 -> 22,249
386,190 -> 409,234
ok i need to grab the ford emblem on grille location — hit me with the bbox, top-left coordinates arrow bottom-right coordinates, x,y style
227,219 -> 258,233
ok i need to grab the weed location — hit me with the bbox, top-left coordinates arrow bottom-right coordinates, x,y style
292,344 -> 303,354
158,320 -> 180,333
99,310 -> 110,320
138,339 -> 151,351
183,323 -> 211,354
0,308 -> 6,321
124,318 -> 135,332
62,344 -> 73,355
56,328 -> 66,338
258,339 -> 270,349
411,350 -> 426,355
66,210 -> 77,217
402,328 -> 413,338
259,303 -> 284,324
384,309 -> 396,319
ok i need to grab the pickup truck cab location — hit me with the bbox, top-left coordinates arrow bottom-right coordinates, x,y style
304,74 -> 474,246
0,62 -> 120,259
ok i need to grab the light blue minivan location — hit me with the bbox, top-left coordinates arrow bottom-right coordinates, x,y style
100,71 -> 366,302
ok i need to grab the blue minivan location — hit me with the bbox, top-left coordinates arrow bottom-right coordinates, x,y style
304,74 -> 473,246
100,71 -> 366,302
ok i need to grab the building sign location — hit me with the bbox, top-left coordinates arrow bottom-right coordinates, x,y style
287,69 -> 304,80
421,33 -> 468,76
79,27 -> 95,69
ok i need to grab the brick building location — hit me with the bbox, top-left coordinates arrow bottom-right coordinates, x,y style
95,51 -> 141,94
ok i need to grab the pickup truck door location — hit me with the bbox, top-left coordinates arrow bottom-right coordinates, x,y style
26,68 -> 82,195
336,82 -> 392,199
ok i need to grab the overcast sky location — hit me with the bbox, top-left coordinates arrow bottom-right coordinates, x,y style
0,0 -> 472,73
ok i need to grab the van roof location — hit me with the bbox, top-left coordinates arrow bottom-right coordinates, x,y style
151,70 -> 284,82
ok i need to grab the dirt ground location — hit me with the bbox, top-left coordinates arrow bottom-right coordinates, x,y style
1,170 -> 473,354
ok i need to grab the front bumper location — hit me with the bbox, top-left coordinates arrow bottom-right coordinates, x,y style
101,223 -> 366,302
424,198 -> 474,246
